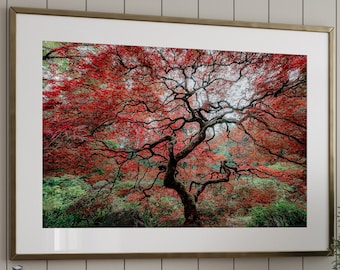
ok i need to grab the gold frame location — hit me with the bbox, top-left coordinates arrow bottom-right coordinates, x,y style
9,6 -> 335,260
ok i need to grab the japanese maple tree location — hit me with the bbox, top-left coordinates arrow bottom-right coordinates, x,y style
43,41 -> 306,226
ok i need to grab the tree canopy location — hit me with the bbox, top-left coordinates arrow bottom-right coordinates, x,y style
43,42 -> 306,227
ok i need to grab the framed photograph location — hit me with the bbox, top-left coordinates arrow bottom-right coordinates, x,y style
9,6 -> 335,259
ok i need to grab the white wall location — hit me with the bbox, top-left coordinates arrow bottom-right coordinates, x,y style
1,0 -> 337,269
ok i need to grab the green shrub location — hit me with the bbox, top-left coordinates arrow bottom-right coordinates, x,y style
247,200 -> 306,227
43,176 -> 89,211
43,175 -> 90,227
43,207 -> 83,227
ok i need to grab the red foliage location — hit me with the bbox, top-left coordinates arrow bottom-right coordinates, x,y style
43,42 -> 307,224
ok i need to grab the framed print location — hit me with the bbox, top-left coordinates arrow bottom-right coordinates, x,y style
9,6 -> 335,259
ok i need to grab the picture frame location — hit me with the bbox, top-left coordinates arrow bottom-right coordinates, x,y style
9,6 -> 335,259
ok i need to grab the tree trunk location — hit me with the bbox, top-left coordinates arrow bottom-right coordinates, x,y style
182,196 -> 200,226
163,162 -> 201,226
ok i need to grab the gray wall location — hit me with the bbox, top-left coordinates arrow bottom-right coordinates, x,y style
1,0 -> 338,269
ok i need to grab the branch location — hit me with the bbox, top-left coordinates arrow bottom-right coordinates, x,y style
192,176 -> 231,202
190,168 -> 232,202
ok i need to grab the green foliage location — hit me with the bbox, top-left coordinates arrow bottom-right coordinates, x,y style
43,175 -> 89,209
114,179 -> 135,190
43,42 -> 70,73
43,175 -> 90,227
247,200 -> 306,227
268,162 -> 300,171
43,171 -> 307,228
102,139 -> 119,149
141,195 -> 184,227
332,238 -> 340,270
43,207 -> 84,228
